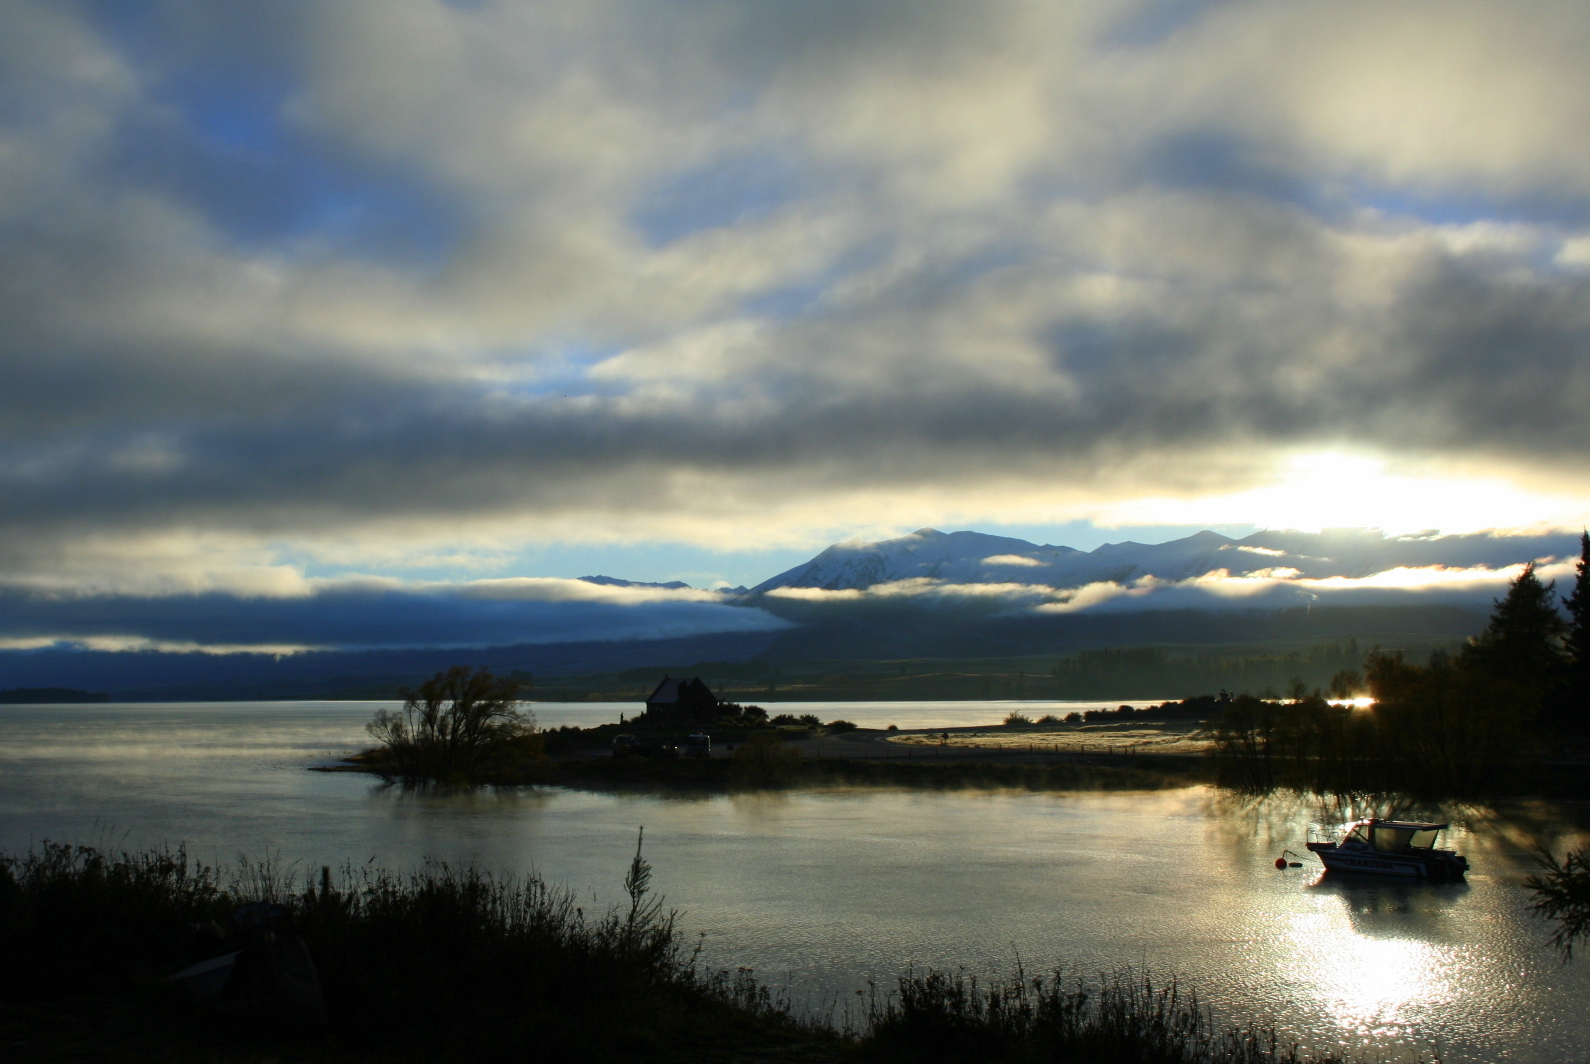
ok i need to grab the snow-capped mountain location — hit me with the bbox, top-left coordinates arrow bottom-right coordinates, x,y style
749,529 -> 1084,593
746,526 -> 1577,596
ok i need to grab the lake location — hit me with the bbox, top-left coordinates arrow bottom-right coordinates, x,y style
3,700 -> 1588,1062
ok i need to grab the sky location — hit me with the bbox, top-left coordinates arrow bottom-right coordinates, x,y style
3,0 -> 1590,653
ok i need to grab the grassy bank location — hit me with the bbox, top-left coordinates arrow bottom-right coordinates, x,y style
3,842 -> 1387,1063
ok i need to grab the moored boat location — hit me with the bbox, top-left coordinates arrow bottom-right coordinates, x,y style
1306,818 -> 1468,879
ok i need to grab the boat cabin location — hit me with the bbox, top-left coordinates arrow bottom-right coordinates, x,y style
1341,819 -> 1448,854
1306,817 -> 1467,878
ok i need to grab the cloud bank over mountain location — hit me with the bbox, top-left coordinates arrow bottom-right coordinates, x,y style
1,1 -> 1590,598
0,576 -> 788,655
749,527 -> 1582,616
0,528 -> 1573,655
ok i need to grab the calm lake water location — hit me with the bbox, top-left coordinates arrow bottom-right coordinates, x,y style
3,700 -> 1589,1062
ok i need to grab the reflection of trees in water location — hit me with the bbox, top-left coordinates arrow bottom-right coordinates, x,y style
378,780 -> 559,811
1308,873 -> 1471,942
1198,789 -> 1307,859
1447,801 -> 1590,868
1199,790 -> 1430,861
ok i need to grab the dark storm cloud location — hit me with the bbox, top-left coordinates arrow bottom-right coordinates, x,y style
1,0 -> 1589,602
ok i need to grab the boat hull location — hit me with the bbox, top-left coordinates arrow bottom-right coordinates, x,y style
1306,842 -> 1467,879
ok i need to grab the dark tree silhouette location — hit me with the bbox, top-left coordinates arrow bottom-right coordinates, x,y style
1562,532 -> 1590,731
1529,848 -> 1590,960
1463,563 -> 1567,689
368,666 -> 538,782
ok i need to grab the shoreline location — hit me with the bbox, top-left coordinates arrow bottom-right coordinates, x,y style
314,719 -> 1590,800
316,719 -> 1216,793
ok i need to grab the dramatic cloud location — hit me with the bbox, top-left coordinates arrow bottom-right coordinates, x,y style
1,0 -> 1588,600
0,577 -> 788,654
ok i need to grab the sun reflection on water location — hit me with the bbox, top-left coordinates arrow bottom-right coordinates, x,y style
1284,879 -> 1463,1045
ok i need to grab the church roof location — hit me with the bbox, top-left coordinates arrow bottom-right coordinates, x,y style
645,676 -> 714,704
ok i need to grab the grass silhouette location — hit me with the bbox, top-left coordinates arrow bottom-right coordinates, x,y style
2,840 -> 1402,1063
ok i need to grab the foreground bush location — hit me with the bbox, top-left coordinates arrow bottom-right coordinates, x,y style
0,839 -> 814,1062
864,968 -> 1352,1064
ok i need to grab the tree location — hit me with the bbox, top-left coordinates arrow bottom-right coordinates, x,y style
1209,650 -> 1539,797
368,666 -> 538,783
1561,533 -> 1590,731
1327,668 -> 1364,699
1463,563 -> 1567,689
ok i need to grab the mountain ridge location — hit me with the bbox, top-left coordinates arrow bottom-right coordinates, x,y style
0,526 -> 1575,697
741,526 -> 1576,598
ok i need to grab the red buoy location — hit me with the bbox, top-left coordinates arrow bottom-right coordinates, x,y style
1274,857 -> 1287,869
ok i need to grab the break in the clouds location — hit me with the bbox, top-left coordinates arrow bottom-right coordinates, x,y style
2,0 -> 1590,605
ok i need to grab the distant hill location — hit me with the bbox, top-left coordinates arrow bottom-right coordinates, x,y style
0,632 -> 782,702
754,601 -> 1486,662
0,686 -> 109,704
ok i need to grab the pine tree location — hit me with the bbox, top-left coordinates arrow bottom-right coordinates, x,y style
1560,532 -> 1590,729
1464,563 -> 1567,688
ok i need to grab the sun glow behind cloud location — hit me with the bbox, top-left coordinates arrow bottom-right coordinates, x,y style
1104,453 -> 1590,538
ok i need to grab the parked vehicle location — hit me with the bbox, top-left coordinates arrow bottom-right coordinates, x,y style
612,734 -> 639,758
684,733 -> 712,758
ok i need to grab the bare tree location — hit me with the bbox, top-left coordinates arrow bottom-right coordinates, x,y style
368,666 -> 536,783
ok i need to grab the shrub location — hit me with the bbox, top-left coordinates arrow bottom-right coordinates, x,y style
1003,711 -> 1032,727
730,731 -> 802,786
717,703 -> 768,725
0,842 -> 228,998
1083,705 -> 1149,722
0,838 -> 812,1060
826,719 -> 858,733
